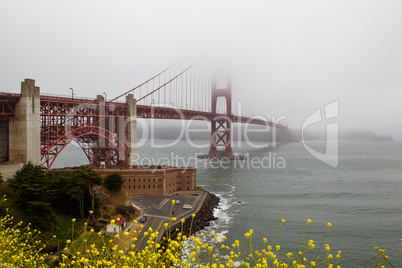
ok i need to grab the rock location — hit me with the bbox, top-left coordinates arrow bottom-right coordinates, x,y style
162,191 -> 220,240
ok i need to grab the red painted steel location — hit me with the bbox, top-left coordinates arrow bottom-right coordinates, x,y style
0,61 -> 289,170
39,95 -> 129,170
0,93 -> 20,116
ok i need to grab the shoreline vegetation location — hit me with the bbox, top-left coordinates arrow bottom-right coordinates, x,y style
0,194 -> 399,267
0,163 -> 400,267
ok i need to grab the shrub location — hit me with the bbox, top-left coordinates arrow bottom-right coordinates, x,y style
103,172 -> 123,192
0,196 -> 49,267
0,197 -> 399,267
115,204 -> 136,218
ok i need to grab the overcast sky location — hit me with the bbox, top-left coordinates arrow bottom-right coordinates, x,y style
1,0 -> 401,139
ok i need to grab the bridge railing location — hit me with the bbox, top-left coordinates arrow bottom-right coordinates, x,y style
0,92 -> 20,98
40,92 -> 97,101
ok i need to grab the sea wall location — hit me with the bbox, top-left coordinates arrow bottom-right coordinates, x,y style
162,191 -> 220,240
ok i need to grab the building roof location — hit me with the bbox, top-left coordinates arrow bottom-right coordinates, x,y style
113,214 -> 126,226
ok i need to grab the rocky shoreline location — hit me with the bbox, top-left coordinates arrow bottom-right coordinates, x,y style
162,191 -> 220,240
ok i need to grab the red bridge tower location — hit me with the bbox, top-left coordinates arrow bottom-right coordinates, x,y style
209,76 -> 233,158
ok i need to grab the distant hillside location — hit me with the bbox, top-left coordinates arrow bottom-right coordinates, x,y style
138,123 -> 394,142
339,130 -> 394,141
289,129 -> 394,142
137,123 -> 295,142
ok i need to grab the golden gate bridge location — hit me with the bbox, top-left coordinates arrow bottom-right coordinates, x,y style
0,60 -> 289,171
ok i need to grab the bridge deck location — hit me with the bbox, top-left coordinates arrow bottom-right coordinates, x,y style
0,92 -> 285,128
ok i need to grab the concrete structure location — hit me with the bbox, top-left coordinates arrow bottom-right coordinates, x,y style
8,79 -> 41,165
0,162 -> 23,181
96,166 -> 197,196
0,79 -> 40,180
126,94 -> 137,167
0,119 -> 8,163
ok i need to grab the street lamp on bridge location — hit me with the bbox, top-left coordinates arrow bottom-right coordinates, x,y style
70,88 -> 74,99
103,92 -> 107,101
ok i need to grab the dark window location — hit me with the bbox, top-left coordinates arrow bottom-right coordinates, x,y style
129,179 -> 131,183
134,185 -> 135,189
153,178 -> 155,182
139,185 -> 140,189
148,179 -> 150,182
153,185 -> 155,189
129,185 -> 130,189
148,185 -> 150,189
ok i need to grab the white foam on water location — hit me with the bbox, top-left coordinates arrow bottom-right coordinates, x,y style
191,184 -> 237,243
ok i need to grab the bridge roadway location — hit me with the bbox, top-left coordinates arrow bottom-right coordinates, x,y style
1,92 -> 286,129
0,78 -> 289,172
129,190 -> 206,252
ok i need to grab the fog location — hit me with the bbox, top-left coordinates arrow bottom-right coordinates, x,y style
1,0 -> 401,139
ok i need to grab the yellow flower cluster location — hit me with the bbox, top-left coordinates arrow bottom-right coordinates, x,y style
0,196 -> 48,267
0,196 -> 399,268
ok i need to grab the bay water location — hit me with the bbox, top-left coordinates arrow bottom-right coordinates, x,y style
53,140 -> 402,266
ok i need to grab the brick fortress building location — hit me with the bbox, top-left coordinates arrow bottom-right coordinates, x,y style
96,166 -> 197,196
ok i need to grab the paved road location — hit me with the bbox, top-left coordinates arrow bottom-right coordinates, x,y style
130,190 -> 203,252
133,216 -> 165,251
130,191 -> 201,218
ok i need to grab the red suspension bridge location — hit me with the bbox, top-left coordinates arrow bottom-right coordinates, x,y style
0,60 -> 289,171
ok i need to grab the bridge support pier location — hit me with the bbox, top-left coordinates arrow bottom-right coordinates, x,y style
8,79 -> 41,165
126,94 -> 137,167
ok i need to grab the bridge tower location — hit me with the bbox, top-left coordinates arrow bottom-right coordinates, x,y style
209,76 -> 233,158
9,79 -> 41,165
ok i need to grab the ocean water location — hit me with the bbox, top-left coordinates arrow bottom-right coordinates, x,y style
53,140 -> 402,266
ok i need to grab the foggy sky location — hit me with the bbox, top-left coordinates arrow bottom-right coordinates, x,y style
1,0 -> 401,139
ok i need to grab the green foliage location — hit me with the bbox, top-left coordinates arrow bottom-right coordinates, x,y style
73,166 -> 102,221
7,162 -> 56,229
115,203 -> 136,218
8,162 -> 48,207
0,197 -> 50,267
73,166 -> 102,187
0,199 -> 400,268
103,172 -> 123,192
3,163 -> 103,245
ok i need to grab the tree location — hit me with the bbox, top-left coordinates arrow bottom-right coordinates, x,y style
9,162 -> 48,207
8,162 -> 55,229
103,172 -> 123,192
72,166 -> 102,222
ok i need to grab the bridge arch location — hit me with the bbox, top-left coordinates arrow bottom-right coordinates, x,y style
41,125 -> 128,171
